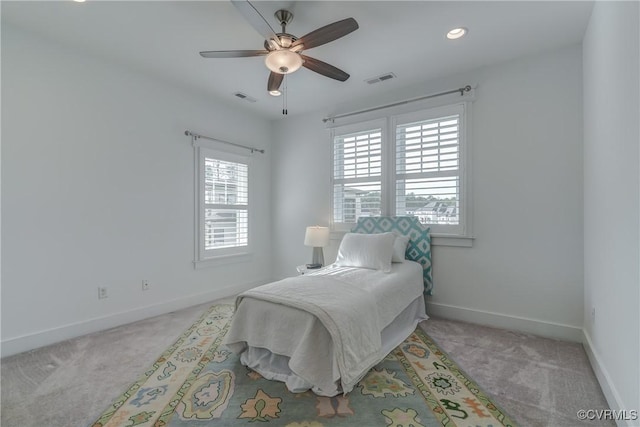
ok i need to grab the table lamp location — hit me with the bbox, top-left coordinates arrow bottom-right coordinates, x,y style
304,226 -> 330,268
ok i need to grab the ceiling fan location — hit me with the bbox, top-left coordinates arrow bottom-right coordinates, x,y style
200,0 -> 359,96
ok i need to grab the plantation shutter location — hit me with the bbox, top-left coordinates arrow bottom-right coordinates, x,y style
395,106 -> 463,234
332,125 -> 383,227
203,156 -> 249,251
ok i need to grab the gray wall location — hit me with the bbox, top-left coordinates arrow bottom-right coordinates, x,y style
583,1 -> 640,418
272,45 -> 585,341
1,25 -> 273,356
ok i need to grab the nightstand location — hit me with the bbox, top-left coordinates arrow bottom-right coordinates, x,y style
296,264 -> 323,275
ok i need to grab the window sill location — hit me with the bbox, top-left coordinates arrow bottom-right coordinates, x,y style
431,234 -> 474,247
194,252 -> 253,269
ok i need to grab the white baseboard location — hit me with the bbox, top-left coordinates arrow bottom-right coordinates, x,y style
1,279 -> 269,358
426,301 -> 583,342
582,330 -> 637,427
427,302 -> 636,425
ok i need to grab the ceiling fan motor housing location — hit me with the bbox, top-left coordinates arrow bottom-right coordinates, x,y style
263,9 -> 299,51
263,33 -> 298,51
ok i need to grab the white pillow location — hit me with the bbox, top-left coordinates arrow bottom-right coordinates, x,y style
392,234 -> 410,263
335,232 -> 396,272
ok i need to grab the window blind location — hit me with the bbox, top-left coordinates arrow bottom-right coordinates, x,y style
203,158 -> 248,250
395,115 -> 461,226
330,102 -> 469,236
332,128 -> 382,224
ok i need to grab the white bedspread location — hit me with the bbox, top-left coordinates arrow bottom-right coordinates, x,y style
307,262 -> 424,328
236,275 -> 383,393
225,261 -> 424,395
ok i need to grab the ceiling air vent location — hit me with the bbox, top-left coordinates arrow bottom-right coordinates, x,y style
233,92 -> 257,103
365,72 -> 397,85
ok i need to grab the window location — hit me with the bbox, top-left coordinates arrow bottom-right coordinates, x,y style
395,106 -> 465,235
195,145 -> 250,265
331,103 -> 470,238
332,121 -> 384,224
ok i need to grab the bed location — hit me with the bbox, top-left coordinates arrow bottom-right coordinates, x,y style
224,216 -> 433,396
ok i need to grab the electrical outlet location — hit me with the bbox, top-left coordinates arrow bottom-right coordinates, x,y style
98,287 -> 108,299
142,280 -> 150,291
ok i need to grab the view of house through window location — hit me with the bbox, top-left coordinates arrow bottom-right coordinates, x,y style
331,104 -> 467,235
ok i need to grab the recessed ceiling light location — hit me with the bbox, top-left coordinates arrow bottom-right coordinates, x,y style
73,0 -> 86,2
446,27 -> 467,40
269,90 -> 282,97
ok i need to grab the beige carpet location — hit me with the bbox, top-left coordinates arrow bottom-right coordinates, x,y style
1,298 -> 612,427
421,318 -> 614,427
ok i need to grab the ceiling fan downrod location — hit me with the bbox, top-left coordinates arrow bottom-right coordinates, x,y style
274,9 -> 294,34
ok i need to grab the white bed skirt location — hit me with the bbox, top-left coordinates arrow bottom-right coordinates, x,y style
234,294 -> 428,396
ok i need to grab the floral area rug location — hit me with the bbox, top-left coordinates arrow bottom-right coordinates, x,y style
91,304 -> 516,427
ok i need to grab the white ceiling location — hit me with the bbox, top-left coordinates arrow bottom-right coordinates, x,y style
2,1 -> 594,120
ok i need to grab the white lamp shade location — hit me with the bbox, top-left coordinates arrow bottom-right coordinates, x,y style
265,50 -> 303,74
304,226 -> 330,247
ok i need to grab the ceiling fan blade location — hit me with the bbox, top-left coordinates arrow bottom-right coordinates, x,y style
301,55 -> 350,81
267,72 -> 284,92
200,50 -> 268,58
231,0 -> 280,47
292,18 -> 358,51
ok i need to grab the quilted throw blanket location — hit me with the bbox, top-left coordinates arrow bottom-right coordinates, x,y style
234,275 -> 384,394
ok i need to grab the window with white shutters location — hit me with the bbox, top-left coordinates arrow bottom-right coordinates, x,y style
330,103 -> 469,238
395,105 -> 465,234
332,121 -> 384,229
195,146 -> 250,264
204,157 -> 248,251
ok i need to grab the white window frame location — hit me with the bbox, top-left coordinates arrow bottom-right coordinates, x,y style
193,140 -> 252,268
330,101 -> 473,245
330,118 -> 387,232
392,104 -> 468,236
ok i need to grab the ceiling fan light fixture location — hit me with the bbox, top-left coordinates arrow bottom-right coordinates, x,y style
446,27 -> 467,40
265,50 -> 303,74
269,90 -> 282,97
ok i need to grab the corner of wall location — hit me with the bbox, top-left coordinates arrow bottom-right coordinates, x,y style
582,329 -> 638,426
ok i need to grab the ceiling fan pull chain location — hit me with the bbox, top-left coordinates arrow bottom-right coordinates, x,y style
282,74 -> 288,115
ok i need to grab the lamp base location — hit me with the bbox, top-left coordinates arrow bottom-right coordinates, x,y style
311,247 -> 324,267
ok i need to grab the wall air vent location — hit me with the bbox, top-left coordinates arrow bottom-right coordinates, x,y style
365,72 -> 397,85
233,92 -> 257,103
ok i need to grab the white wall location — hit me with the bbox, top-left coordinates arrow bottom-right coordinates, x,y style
272,45 -> 584,341
1,25 -> 273,356
583,1 -> 640,420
